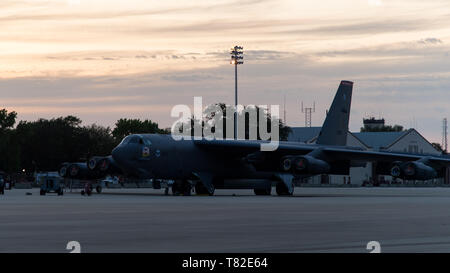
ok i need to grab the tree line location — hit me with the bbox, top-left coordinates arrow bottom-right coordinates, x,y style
0,109 -> 168,173
0,107 -> 291,173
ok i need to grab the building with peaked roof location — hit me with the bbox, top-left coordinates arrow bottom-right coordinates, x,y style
288,127 -> 443,185
287,127 -> 322,143
352,130 -> 440,155
352,131 -> 406,150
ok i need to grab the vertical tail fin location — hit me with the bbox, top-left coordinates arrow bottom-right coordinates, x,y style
316,80 -> 353,146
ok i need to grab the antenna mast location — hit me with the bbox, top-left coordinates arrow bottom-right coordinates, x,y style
443,118 -> 448,153
301,101 -> 315,127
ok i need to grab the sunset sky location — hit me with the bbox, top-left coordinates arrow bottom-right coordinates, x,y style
1,0 -> 450,142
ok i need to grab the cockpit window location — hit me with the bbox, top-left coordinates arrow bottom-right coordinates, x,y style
120,135 -> 151,146
128,136 -> 142,144
119,135 -> 132,145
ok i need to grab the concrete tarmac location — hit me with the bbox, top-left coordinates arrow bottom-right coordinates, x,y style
2,187 -> 450,253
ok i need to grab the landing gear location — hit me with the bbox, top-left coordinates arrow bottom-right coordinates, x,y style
254,187 -> 272,196
96,186 -> 102,194
195,182 -> 215,196
172,180 -> 192,196
276,181 -> 294,196
81,190 -> 92,196
81,183 -> 92,196
153,180 -> 161,189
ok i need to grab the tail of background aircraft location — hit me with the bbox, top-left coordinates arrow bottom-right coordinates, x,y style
316,80 -> 353,146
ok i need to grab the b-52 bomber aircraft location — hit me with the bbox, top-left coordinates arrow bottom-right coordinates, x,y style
64,80 -> 450,196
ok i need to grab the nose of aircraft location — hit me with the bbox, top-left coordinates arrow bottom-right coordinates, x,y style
111,145 -> 124,164
112,141 -> 151,178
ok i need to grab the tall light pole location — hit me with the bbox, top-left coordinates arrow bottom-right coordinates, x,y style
230,46 -> 243,139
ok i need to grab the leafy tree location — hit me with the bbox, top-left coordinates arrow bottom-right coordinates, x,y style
0,109 -> 17,131
14,117 -> 117,172
174,103 -> 292,141
112,118 -> 167,141
432,143 -> 444,153
78,124 -> 116,157
15,116 -> 83,171
0,112 -> 169,173
0,109 -> 19,172
13,116 -> 115,172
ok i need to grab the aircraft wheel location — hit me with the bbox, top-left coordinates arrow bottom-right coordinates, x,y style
195,182 -> 214,196
172,180 -> 182,196
171,185 -> 178,196
276,182 -> 294,196
0,189 -> 4,195
184,181 -> 192,196
58,189 -> 64,196
195,182 -> 208,195
207,185 -> 215,196
96,186 -> 102,194
40,189 -> 46,196
172,180 -> 192,196
254,187 -> 272,196
153,180 -> 161,189
81,190 -> 85,196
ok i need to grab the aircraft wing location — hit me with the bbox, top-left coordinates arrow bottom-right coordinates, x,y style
194,139 -> 316,156
322,147 -> 450,166
194,139 -> 450,166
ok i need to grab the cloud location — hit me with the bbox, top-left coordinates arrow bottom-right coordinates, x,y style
1,0 -> 450,143
0,0 -> 273,24
287,18 -> 438,36
205,49 -> 297,62
316,39 -> 449,59
245,50 -> 298,61
161,73 -> 224,82
418,38 -> 443,44
116,15 -> 447,40
1,48 -> 449,141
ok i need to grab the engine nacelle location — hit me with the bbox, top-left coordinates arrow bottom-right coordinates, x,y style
66,162 -> 105,180
58,163 -> 70,178
403,161 -> 437,180
87,156 -> 122,175
390,161 -> 403,178
68,163 -> 88,178
280,156 -> 293,172
88,156 -> 106,171
392,161 -> 438,180
293,156 -> 331,174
